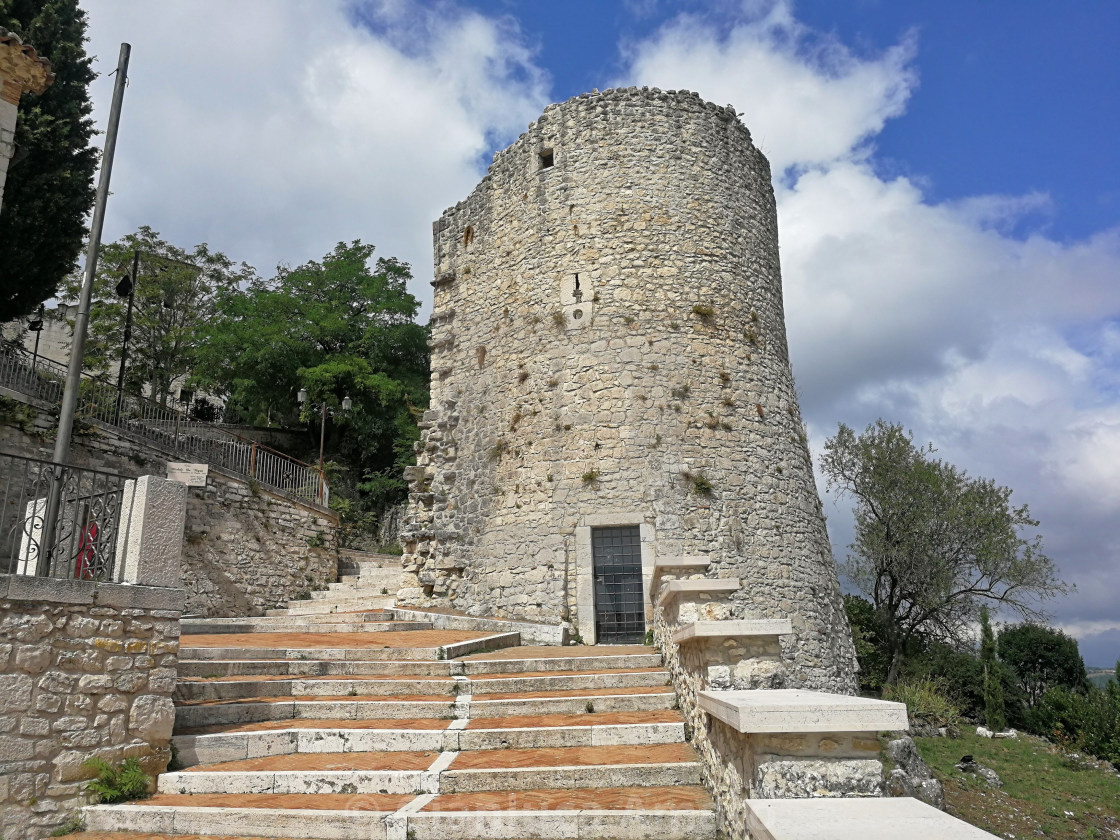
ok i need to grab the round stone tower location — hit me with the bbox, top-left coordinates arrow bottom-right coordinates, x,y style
399,86 -> 856,692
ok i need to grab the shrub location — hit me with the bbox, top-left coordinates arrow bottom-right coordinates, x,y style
83,757 -> 150,804
1029,684 -> 1120,764
883,678 -> 962,730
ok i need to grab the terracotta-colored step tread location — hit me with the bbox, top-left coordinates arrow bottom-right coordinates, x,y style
176,694 -> 454,706
469,667 -> 666,680
458,644 -> 653,661
181,674 -> 453,683
66,835 -> 283,840
420,785 -> 713,811
449,742 -> 697,770
475,685 -> 671,701
181,630 -> 490,648
176,718 -> 454,735
465,710 -> 682,729
188,750 -> 438,773
135,792 -> 414,810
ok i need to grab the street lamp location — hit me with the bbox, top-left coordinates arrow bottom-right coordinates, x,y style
297,389 -> 351,471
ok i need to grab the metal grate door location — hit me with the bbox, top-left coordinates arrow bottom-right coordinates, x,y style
592,526 -> 645,643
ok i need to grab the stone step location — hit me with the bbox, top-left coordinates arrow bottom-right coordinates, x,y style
283,595 -> 397,614
178,652 -> 661,678
183,619 -> 430,635
173,687 -> 677,729
173,716 -> 687,765
178,658 -> 456,678
159,743 -> 701,794
174,669 -> 670,702
83,786 -> 716,839
179,630 -> 521,663
337,574 -> 402,586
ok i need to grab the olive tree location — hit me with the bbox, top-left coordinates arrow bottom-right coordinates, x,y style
821,419 -> 1069,685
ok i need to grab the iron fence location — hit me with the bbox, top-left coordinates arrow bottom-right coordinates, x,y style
0,340 -> 328,504
0,451 -> 129,580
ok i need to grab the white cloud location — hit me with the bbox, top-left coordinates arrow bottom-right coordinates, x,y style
621,3 -> 917,173
82,0 -> 550,303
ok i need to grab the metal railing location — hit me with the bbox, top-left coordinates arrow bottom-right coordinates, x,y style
0,341 -> 328,504
0,339 -> 65,404
0,451 -> 128,580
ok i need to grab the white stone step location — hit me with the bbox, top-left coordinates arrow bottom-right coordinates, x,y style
745,796 -> 1000,839
174,690 -> 677,728
173,721 -> 687,766
176,669 -> 669,702
158,760 -> 700,795
698,689 -> 909,733
283,595 -> 396,614
83,801 -> 717,840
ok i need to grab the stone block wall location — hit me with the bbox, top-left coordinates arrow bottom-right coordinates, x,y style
0,577 -> 181,840
0,394 -> 338,617
400,86 -> 855,692
180,468 -> 337,616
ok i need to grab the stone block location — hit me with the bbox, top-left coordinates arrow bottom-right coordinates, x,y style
115,476 -> 187,588
744,797 -> 1001,839
698,689 -> 908,734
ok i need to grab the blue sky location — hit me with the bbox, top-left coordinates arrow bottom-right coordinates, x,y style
81,1 -> 1120,666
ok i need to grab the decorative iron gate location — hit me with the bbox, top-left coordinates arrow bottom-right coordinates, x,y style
592,525 -> 645,643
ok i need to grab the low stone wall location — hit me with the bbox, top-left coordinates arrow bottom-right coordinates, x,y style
0,575 -> 182,840
652,582 -> 884,839
0,392 -> 339,617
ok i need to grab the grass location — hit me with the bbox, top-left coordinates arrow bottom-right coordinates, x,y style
914,730 -> 1120,839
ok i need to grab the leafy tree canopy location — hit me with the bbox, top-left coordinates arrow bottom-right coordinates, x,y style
821,419 -> 1069,684
63,226 -> 256,406
999,623 -> 1087,708
194,240 -> 429,515
0,0 -> 97,321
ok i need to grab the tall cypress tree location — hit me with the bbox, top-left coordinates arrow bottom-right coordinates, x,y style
980,607 -> 1007,731
0,0 -> 97,321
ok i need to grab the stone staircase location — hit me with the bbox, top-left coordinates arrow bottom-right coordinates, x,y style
79,595 -> 718,839
74,547 -> 999,840
265,550 -> 403,617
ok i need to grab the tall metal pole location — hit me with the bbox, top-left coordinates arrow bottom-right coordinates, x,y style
53,42 -> 131,466
318,402 -> 326,471
39,43 -> 130,577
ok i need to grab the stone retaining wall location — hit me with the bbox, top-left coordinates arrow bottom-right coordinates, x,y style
0,576 -> 182,840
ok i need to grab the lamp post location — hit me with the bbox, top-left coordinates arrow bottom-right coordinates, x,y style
298,389 -> 351,471
27,304 -> 44,368
114,250 -> 138,420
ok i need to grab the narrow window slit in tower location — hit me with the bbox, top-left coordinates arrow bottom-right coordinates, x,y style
573,274 -> 582,303
540,149 -> 555,169
463,225 -> 474,246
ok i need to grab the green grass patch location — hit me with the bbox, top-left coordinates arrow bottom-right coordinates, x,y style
915,730 -> 1120,839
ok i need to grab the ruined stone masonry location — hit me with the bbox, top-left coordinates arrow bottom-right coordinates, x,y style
399,86 -> 857,693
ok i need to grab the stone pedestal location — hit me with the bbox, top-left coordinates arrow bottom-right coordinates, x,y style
115,475 -> 187,588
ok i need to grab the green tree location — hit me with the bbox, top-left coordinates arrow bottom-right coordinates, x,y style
980,607 -> 1007,730
64,226 -> 256,406
998,623 -> 1086,708
0,0 -> 97,321
194,240 -> 429,515
820,419 -> 1069,685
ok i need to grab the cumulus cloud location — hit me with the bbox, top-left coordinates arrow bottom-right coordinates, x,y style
623,1 -> 1120,648
82,0 -> 550,294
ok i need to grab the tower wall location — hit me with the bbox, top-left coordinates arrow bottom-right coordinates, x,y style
400,87 -> 856,692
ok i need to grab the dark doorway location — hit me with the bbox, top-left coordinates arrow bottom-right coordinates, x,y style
592,525 -> 645,643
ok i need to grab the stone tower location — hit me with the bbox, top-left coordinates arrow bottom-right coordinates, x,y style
400,86 -> 856,692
